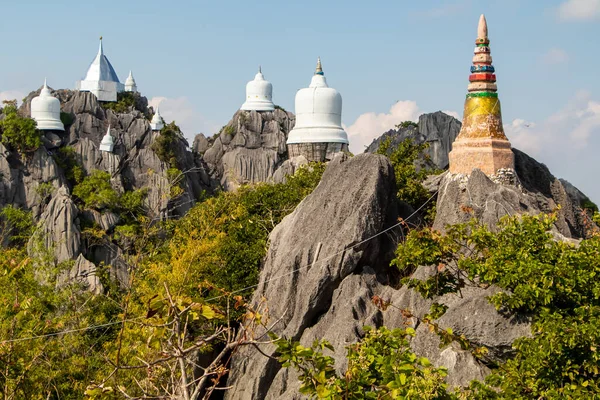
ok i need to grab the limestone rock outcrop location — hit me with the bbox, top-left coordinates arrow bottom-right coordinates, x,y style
201,109 -> 294,190
225,153 -> 533,398
365,111 -> 461,170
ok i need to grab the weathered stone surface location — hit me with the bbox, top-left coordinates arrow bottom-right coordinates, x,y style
192,134 -> 210,154
70,254 -> 103,294
434,156 -> 587,238
203,109 -> 295,190
365,111 -> 461,170
81,209 -> 120,232
272,155 -> 309,184
225,154 -> 399,399
29,186 -> 81,263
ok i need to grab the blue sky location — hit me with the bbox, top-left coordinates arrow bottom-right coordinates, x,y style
0,0 -> 599,203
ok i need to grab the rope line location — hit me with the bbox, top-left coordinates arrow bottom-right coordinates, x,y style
0,189 -> 439,345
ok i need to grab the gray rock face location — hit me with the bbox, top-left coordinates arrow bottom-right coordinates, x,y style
29,186 -> 81,264
201,109 -> 295,190
225,154 -> 398,399
433,162 -> 586,239
70,254 -> 103,294
365,111 -> 461,170
225,153 -> 534,398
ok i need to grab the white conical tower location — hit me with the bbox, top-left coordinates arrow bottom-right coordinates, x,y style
99,124 -> 115,152
286,58 -> 349,161
240,66 -> 275,111
30,79 -> 65,131
75,37 -> 124,102
150,107 -> 164,131
124,70 -> 137,92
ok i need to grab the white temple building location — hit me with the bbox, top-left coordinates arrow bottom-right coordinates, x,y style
76,38 -> 124,102
240,66 -> 275,111
30,79 -> 64,131
150,107 -> 165,131
99,125 -> 115,153
124,71 -> 137,93
286,58 -> 349,162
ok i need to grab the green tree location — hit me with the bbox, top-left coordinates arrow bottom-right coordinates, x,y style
393,213 -> 600,399
275,326 -> 455,399
377,137 -> 437,221
72,170 -> 120,210
0,100 -> 40,154
151,121 -> 181,168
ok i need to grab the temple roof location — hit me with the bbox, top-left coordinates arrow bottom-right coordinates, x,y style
82,38 -> 121,83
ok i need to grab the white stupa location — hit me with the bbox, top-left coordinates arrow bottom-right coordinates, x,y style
240,66 -> 275,111
150,107 -> 164,131
76,37 -> 124,102
286,58 -> 349,162
124,70 -> 137,93
99,124 -> 114,152
30,79 -> 64,131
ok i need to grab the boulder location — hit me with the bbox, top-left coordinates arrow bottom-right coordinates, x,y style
225,153 -> 399,399
70,254 -> 103,294
203,109 -> 294,190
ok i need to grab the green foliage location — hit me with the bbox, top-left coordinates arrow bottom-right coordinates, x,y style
54,146 -> 85,186
0,244 -> 121,399
0,205 -> 35,247
581,198 -> 599,213
151,121 -> 181,168
221,125 -> 235,136
136,163 -> 326,312
274,105 -> 286,112
60,112 -> 75,127
0,100 -> 40,154
35,181 -> 55,202
393,213 -> 600,398
376,137 -> 435,221
100,91 -> 137,114
73,170 -> 119,210
396,120 -> 419,129
275,326 -> 454,399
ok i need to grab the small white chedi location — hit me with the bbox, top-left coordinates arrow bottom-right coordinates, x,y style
99,124 -> 114,153
150,107 -> 164,131
240,66 -> 275,111
76,37 -> 124,102
124,70 -> 137,93
286,58 -> 349,162
30,79 -> 64,131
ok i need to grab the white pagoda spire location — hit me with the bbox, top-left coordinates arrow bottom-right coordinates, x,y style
76,37 -> 124,102
150,107 -> 165,131
124,70 -> 137,92
240,66 -> 275,111
30,78 -> 65,131
99,124 -> 115,153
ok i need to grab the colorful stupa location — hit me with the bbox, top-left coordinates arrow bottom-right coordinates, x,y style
448,14 -> 514,176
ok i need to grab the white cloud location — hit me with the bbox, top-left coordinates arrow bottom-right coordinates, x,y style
147,96 -> 219,143
504,92 -> 600,203
541,48 -> 569,65
0,90 -> 25,105
344,101 -> 421,154
557,0 -> 600,20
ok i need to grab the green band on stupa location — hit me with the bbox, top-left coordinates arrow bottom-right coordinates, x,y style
466,92 -> 498,98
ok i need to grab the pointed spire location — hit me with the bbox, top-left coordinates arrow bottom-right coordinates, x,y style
98,36 -> 104,56
315,57 -> 324,75
43,77 -> 48,89
259,65 -> 262,74
477,14 -> 488,40
40,78 -> 51,96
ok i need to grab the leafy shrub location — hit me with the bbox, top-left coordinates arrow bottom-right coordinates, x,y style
0,205 -> 34,246
151,122 -> 182,168
275,326 -> 454,399
581,198 -> 599,213
35,182 -> 55,202
101,91 -> 138,114
396,120 -> 418,129
377,137 -> 435,221
73,170 -> 119,210
54,146 -> 85,186
0,100 -> 40,154
394,213 -> 600,398
60,112 -> 75,127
